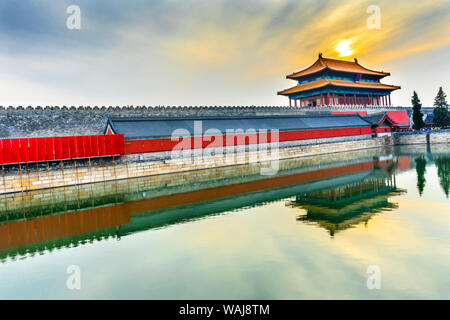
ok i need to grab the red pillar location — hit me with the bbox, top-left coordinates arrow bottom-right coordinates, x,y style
388,95 -> 391,106
354,94 -> 357,105
294,99 -> 297,107
332,92 -> 335,106
289,99 -> 292,107
320,94 -> 323,107
344,93 -> 346,105
327,92 -> 330,106
368,94 -> 370,106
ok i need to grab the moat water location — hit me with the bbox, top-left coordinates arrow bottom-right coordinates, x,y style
0,145 -> 449,299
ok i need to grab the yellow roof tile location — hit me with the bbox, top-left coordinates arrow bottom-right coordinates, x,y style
278,78 -> 401,95
287,54 -> 390,79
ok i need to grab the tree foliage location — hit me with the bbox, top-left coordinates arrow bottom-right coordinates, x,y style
436,156 -> 450,198
415,156 -> 427,196
433,87 -> 450,127
411,91 -> 425,130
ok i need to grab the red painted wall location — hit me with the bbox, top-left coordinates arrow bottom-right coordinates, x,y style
125,126 -> 373,154
0,126 -> 376,163
374,127 -> 391,133
0,134 -> 124,165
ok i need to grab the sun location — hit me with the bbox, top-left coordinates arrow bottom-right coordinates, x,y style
336,41 -> 354,57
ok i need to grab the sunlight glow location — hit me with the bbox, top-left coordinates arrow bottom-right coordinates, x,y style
336,41 -> 354,57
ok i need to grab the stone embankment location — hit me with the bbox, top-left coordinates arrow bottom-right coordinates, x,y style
394,129 -> 450,145
0,136 -> 393,194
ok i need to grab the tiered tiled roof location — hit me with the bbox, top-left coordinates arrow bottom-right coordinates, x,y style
287,54 -> 390,79
278,78 -> 400,95
361,112 -> 397,126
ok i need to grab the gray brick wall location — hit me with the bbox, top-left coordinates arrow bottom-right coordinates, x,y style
0,105 -> 411,138
0,106 -> 311,138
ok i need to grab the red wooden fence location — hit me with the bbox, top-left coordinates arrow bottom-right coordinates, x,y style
0,134 -> 124,165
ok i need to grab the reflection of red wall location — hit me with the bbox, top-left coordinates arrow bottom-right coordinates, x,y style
0,156 -> 400,252
376,159 -> 394,166
0,203 -> 130,251
129,160 -> 378,215
125,127 -> 373,154
396,156 -> 411,170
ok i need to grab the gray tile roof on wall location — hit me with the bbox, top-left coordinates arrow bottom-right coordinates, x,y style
361,113 -> 387,125
106,115 -> 372,140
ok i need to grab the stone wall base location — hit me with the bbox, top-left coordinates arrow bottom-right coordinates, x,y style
394,130 -> 450,145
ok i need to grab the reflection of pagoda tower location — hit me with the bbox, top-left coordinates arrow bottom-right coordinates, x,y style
290,170 -> 406,236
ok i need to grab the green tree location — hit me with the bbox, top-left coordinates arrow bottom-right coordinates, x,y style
415,156 -> 427,196
436,156 -> 450,198
411,91 -> 425,130
433,87 -> 450,127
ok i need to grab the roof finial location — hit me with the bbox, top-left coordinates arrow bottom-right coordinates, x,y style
319,52 -> 323,59
354,57 -> 358,63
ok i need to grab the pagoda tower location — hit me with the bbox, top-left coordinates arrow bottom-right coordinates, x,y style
278,53 -> 400,107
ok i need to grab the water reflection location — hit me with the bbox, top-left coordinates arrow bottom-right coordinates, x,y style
0,145 -> 449,263
291,171 -> 406,237
415,155 -> 427,196
436,155 -> 450,198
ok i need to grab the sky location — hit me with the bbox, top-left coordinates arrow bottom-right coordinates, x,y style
0,0 -> 449,107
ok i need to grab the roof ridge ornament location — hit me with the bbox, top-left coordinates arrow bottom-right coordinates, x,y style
319,52 -> 323,59
354,57 -> 358,64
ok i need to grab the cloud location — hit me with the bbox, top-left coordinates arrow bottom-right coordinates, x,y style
0,0 -> 448,106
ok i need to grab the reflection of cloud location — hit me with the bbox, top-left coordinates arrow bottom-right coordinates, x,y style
0,0 -> 448,106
